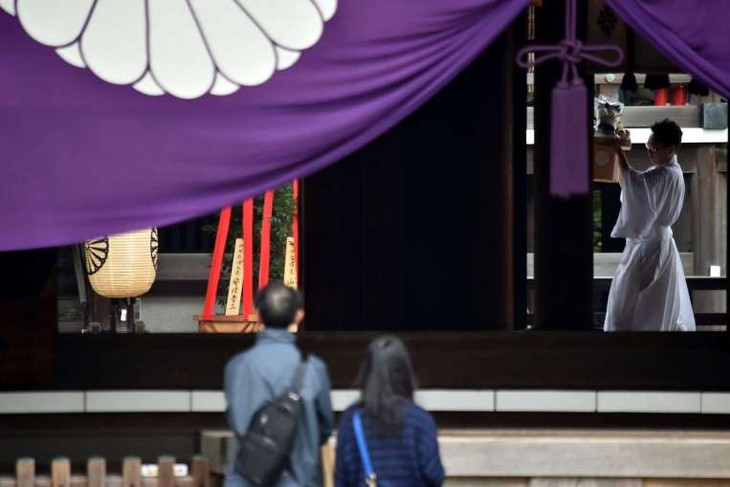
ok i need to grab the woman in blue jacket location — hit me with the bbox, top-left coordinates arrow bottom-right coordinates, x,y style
335,336 -> 445,487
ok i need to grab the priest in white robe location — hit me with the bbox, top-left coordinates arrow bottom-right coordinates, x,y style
604,119 -> 695,332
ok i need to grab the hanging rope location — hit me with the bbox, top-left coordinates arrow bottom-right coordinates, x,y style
516,0 -> 623,197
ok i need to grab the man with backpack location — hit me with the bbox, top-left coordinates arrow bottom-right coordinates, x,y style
224,282 -> 334,487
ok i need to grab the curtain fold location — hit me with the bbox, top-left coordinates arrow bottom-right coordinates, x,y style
607,0 -> 730,100
0,0 -> 528,251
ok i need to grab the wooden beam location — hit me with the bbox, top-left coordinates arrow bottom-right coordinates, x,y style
692,145 -> 727,314
533,0 -> 593,329
16,459 -> 33,487
51,332 -> 730,390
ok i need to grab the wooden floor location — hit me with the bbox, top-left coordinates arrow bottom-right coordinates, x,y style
201,429 -> 730,485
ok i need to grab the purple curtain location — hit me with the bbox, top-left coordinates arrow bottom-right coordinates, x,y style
607,0 -> 730,100
0,0 -> 528,251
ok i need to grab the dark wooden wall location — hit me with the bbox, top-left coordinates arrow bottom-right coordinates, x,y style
42,332 -> 730,390
0,248 -> 56,387
302,28 -> 525,331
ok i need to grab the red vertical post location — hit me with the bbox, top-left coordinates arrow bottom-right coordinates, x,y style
242,199 -> 255,317
202,207 -> 231,318
292,180 -> 300,273
258,190 -> 274,289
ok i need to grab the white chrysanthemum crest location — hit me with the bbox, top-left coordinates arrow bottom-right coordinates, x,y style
1,0 -> 337,99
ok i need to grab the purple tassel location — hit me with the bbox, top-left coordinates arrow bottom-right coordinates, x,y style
516,0 -> 623,199
550,78 -> 588,198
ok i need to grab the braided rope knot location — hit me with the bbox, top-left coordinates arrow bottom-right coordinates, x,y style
559,39 -> 583,64
516,37 -> 622,84
516,1 -> 623,83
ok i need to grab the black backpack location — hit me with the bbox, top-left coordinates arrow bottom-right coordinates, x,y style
234,357 -> 308,486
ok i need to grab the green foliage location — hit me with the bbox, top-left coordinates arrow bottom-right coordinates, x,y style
593,189 -> 602,252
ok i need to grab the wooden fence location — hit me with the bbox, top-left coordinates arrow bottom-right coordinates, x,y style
0,456 -> 210,487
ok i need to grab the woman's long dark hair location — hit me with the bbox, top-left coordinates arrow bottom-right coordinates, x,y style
356,335 -> 416,432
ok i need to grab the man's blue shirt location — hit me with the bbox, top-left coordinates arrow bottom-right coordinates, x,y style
224,328 -> 334,487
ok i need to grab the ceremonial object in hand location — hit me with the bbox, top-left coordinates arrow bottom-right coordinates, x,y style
595,130 -> 631,150
593,96 -> 629,183
595,95 -> 623,136
594,96 -> 631,150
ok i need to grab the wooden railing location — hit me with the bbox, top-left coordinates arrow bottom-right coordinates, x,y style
1,456 -> 210,487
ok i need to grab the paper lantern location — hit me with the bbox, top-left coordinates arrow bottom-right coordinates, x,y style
85,228 -> 158,298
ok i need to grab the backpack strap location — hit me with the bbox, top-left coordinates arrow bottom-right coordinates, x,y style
353,410 -> 377,486
291,355 -> 308,394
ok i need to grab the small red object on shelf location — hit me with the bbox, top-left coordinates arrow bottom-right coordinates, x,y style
671,84 -> 687,105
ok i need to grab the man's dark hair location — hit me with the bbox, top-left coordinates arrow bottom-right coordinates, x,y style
254,281 -> 302,328
651,119 -> 683,149
356,335 -> 416,434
